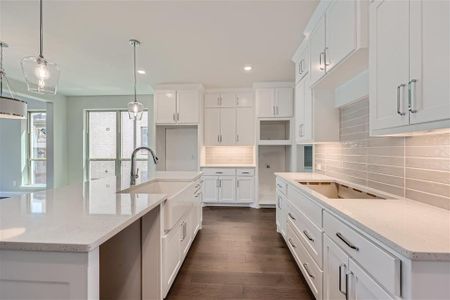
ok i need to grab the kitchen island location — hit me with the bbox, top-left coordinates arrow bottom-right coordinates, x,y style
0,171 -> 202,300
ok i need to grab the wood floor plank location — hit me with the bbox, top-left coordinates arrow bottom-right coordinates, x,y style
166,207 -> 315,300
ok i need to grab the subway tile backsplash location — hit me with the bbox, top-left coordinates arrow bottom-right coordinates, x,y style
315,99 -> 450,210
204,146 -> 255,165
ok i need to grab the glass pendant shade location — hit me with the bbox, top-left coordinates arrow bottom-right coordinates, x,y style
21,56 -> 60,95
128,100 -> 144,120
0,42 -> 27,119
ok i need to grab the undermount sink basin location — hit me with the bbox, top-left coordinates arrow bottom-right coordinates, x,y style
298,181 -> 385,199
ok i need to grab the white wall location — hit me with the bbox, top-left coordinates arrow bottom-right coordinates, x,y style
66,95 -> 154,184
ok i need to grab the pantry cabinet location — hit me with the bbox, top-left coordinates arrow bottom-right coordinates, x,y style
204,91 -> 255,146
155,89 -> 201,125
370,0 -> 450,134
255,87 -> 293,118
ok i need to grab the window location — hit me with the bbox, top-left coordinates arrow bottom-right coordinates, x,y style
28,111 -> 47,185
86,110 -> 149,182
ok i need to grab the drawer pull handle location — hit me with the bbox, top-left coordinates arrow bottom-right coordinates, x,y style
242,172 -> 250,174
288,238 -> 296,248
302,230 -> 314,242
303,263 -> 315,279
336,232 -> 359,251
216,172 -> 223,174
288,213 -> 296,221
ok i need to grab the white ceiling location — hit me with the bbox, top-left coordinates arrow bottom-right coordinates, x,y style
1,0 -> 318,96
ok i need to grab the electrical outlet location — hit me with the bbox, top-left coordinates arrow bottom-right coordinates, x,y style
316,163 -> 322,171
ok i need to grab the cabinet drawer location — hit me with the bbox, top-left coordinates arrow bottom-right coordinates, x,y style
286,200 -> 323,268
287,220 -> 323,300
287,185 -> 322,228
201,168 -> 235,176
236,168 -> 254,176
276,177 -> 288,195
323,211 -> 401,296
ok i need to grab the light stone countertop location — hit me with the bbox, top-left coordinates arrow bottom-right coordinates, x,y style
0,171 -> 202,252
275,172 -> 450,261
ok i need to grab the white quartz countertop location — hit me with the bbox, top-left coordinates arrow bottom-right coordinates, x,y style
275,172 -> 450,261
0,171 -> 202,252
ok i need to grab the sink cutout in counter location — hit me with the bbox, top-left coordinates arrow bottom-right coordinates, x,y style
298,181 -> 385,199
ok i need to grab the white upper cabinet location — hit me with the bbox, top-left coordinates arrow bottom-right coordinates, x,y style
325,0 -> 357,71
177,90 -> 200,124
204,108 -> 221,145
295,44 -> 310,83
255,89 -> 275,117
155,90 -> 177,124
370,0 -> 450,134
155,86 -> 202,125
369,0 -> 410,130
255,86 -> 293,118
306,0 -> 368,87
204,90 -> 255,146
236,92 -> 254,107
220,108 -> 237,145
275,88 -> 294,117
236,107 -> 254,145
309,16 -> 327,84
409,0 -> 450,125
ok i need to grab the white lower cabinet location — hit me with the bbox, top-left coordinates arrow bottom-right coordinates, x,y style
275,191 -> 287,237
201,168 -> 255,205
236,176 -> 254,203
162,222 -> 181,296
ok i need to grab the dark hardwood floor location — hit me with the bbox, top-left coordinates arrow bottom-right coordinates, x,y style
166,207 -> 315,300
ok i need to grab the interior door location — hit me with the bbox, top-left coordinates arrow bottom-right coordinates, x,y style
177,90 -> 199,124
275,88 -> 293,117
220,108 -> 237,145
155,90 -> 177,124
323,236 -> 349,300
236,107 -> 254,145
202,176 -> 219,203
236,177 -> 254,203
348,258 -> 394,300
204,108 -> 221,145
219,176 -> 236,202
309,16 -> 326,84
409,0 -> 450,125
325,0 -> 356,71
369,0 -> 410,130
256,89 -> 275,117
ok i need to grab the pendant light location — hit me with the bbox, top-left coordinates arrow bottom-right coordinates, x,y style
128,39 -> 144,120
21,0 -> 60,95
0,42 -> 27,119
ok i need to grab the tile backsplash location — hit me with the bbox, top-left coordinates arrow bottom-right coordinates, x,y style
315,99 -> 450,210
204,146 -> 255,165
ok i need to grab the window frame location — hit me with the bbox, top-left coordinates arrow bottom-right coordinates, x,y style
85,109 -> 149,181
27,110 -> 47,186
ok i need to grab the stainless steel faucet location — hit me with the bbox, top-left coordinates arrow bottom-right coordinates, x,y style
130,146 -> 158,186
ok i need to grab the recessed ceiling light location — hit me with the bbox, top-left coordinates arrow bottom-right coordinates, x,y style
137,69 -> 146,75
243,65 -> 252,72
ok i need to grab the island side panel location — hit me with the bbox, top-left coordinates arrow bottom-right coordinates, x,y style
142,204 -> 162,300
0,249 -> 99,300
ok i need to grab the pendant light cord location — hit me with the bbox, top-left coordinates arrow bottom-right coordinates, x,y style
39,0 -> 43,58
133,42 -> 137,102
0,43 -> 3,96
